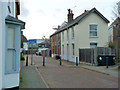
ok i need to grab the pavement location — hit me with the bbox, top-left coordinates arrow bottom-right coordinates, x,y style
20,55 -> 119,88
20,55 -> 47,88
79,63 -> 119,78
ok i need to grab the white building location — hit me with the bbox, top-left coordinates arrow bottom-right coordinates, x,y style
61,8 -> 109,63
0,0 -> 25,89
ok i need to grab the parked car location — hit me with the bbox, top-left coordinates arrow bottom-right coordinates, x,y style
36,50 -> 42,56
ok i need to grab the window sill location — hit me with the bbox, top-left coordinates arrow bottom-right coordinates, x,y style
89,36 -> 98,38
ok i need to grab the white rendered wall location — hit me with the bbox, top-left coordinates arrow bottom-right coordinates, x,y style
2,2 -> 20,89
61,12 -> 109,63
0,1 -> 2,90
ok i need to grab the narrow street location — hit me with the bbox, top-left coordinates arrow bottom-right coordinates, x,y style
33,55 -> 118,88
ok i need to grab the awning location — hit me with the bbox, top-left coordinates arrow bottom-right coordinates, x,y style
5,15 -> 25,29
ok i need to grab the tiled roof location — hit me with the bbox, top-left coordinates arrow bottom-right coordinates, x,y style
50,8 -> 110,37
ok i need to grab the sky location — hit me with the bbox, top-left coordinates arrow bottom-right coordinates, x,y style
19,0 -> 119,40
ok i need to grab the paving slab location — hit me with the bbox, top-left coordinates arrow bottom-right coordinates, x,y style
20,56 -> 46,88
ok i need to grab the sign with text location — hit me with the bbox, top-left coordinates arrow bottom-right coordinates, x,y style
23,42 -> 28,50
28,39 -> 37,44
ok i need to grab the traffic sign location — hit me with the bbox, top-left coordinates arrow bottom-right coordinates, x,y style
28,39 -> 37,44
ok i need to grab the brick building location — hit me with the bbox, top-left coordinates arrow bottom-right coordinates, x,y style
50,29 -> 61,57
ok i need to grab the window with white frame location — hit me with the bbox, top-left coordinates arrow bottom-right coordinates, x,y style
6,28 -> 15,72
72,44 -> 75,55
5,26 -> 19,74
90,43 -> 97,48
89,24 -> 97,37
5,22 -> 22,74
62,32 -> 64,41
62,45 -> 64,54
67,30 -> 69,41
72,27 -> 74,39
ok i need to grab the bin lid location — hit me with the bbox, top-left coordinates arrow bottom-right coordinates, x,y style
98,54 -> 116,57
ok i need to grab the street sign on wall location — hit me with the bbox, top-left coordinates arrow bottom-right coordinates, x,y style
28,39 -> 37,44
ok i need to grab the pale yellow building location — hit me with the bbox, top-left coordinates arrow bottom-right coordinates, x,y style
60,8 -> 109,62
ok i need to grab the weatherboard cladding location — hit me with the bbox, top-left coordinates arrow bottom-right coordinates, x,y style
50,8 -> 110,37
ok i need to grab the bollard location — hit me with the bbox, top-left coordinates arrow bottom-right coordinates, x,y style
60,56 -> 62,66
106,57 -> 108,68
26,56 -> 28,66
76,57 -> 78,66
43,56 -> 45,66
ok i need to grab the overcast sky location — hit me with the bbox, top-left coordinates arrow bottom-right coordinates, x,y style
19,0 -> 119,40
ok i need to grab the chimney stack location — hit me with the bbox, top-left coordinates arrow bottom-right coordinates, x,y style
58,25 -> 60,29
67,9 -> 74,23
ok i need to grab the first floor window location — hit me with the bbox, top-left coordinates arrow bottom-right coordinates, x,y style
90,24 -> 97,37
72,27 -> 74,39
62,32 -> 64,42
72,44 -> 75,55
67,30 -> 69,41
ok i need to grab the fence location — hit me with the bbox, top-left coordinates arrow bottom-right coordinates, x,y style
79,47 -> 119,65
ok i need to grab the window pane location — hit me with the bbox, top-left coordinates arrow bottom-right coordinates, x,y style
90,31 -> 97,36
6,50 -> 15,72
8,28 -> 15,48
62,32 -> 64,41
90,45 -> 96,48
90,25 -> 97,30
67,30 -> 69,40
72,30 -> 74,38
72,44 -> 74,55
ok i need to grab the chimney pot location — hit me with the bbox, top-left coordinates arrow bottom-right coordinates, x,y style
67,9 -> 74,23
58,25 -> 60,29
68,9 -> 71,14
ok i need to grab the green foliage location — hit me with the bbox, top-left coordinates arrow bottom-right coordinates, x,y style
21,56 -> 25,61
119,66 -> 120,69
108,41 -> 118,48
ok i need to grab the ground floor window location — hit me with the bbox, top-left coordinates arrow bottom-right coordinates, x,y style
62,45 -> 64,54
72,44 -> 75,55
5,25 -> 19,74
53,46 -> 54,54
90,43 -> 97,48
